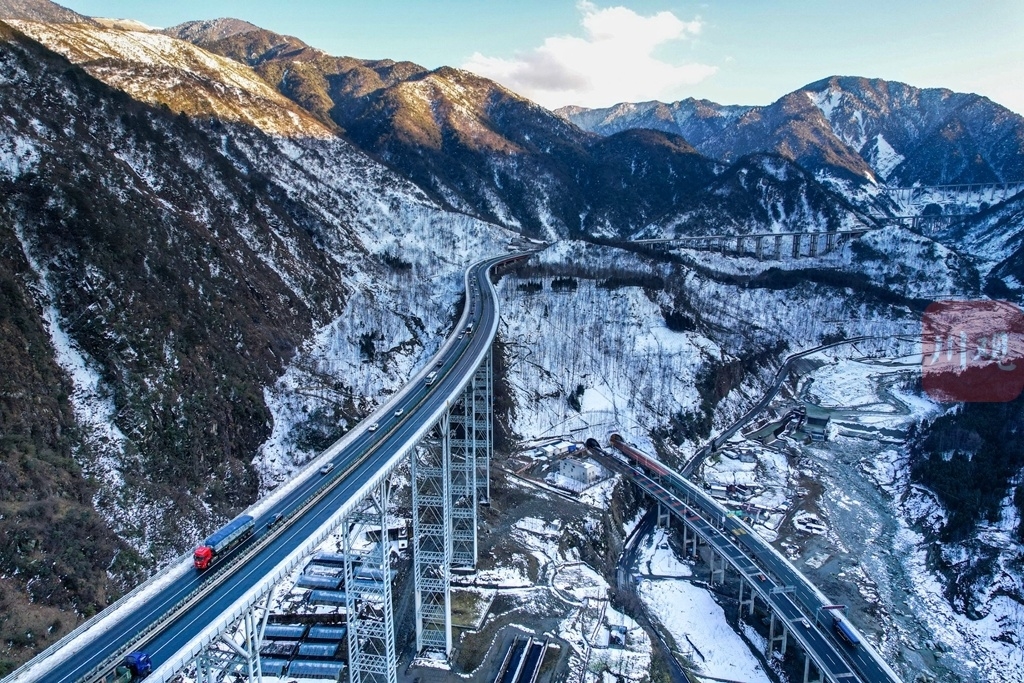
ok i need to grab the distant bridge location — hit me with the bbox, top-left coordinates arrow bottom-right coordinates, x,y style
632,228 -> 873,260
879,181 -> 1024,206
882,214 -> 973,230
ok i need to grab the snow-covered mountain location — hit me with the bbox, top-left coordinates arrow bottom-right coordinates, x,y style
643,153 -> 868,239
164,18 -> 869,241
562,76 -> 1024,188
0,15 -> 512,666
0,0 -> 91,24
2,2 -> 1024,679
8,19 -> 335,138
556,99 -> 752,148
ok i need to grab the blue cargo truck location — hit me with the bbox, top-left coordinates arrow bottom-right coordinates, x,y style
103,652 -> 151,682
833,615 -> 861,647
193,515 -> 255,570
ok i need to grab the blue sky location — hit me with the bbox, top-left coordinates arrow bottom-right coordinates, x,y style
59,1 -> 1024,113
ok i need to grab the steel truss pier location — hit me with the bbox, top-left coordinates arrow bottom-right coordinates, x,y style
412,349 -> 494,656
190,593 -> 272,683
4,255 -> 519,683
411,417 -> 453,655
448,348 -> 492,569
345,478 -> 398,683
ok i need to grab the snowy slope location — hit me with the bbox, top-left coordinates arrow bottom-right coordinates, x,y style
9,20 -> 335,138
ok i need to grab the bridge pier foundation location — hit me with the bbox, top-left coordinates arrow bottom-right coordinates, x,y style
345,478 -> 398,683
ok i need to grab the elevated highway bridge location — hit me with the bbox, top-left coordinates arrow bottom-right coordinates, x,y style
3,247 -> 911,683
591,437 -> 902,683
4,252 -> 530,683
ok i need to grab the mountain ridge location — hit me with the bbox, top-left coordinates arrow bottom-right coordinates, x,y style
7,18 -> 337,139
561,75 -> 1024,188
0,0 -> 92,24
161,18 -> 864,239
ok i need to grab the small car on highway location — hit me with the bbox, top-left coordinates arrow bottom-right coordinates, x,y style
368,422 -> 379,432
394,408 -> 404,417
319,463 -> 335,475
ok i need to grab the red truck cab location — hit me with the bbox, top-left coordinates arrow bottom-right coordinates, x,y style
193,545 -> 214,570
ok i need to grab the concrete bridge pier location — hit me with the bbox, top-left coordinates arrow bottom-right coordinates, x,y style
808,234 -> 819,257
738,576 -> 756,617
767,611 -> 789,657
708,549 -> 726,586
735,235 -> 745,256
657,503 -> 671,528
803,654 -> 824,683
755,235 -> 765,260
825,232 -> 837,253
791,233 -> 802,258
774,234 -> 783,260
681,519 -> 698,557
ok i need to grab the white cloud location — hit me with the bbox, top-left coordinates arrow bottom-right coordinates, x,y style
463,1 -> 717,110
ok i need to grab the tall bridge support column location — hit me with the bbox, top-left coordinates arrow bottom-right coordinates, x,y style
682,520 -> 697,557
755,235 -> 764,260
735,236 -> 744,256
825,231 -> 837,253
473,349 -> 493,506
791,233 -> 802,258
774,234 -> 783,260
656,503 -> 671,528
190,590 -> 272,683
449,376 -> 481,570
768,611 -> 788,657
738,577 -> 755,617
808,234 -> 819,257
803,654 -> 824,683
708,549 -> 725,586
411,417 -> 453,656
345,479 -> 398,683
